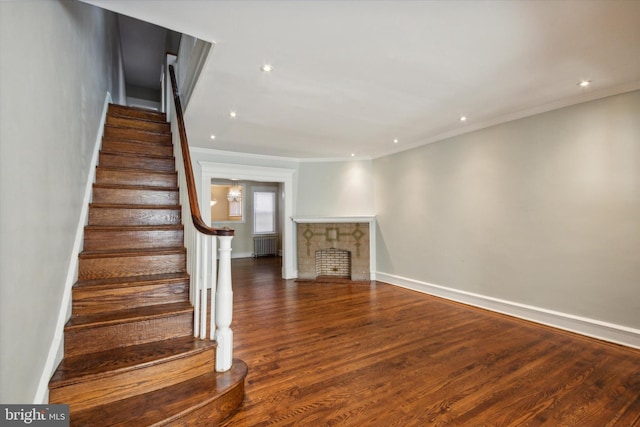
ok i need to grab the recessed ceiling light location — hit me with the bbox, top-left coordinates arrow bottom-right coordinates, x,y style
261,64 -> 273,72
210,134 -> 216,140
460,116 -> 467,122
351,153 -> 355,157
578,80 -> 591,87
229,111 -> 237,118
393,138 -> 399,144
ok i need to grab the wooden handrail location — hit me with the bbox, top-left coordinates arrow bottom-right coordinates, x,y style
168,65 -> 234,237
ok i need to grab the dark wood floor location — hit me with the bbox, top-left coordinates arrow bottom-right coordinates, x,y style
221,257 -> 640,426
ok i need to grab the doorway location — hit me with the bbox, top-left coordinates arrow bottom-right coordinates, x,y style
200,162 -> 296,279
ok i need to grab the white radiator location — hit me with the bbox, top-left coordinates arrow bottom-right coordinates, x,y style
253,236 -> 278,257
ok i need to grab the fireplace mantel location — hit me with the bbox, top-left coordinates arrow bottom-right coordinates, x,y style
292,216 -> 375,224
292,216 -> 376,281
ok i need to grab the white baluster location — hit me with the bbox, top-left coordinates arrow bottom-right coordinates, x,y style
193,232 -> 202,337
215,235 -> 233,372
189,228 -> 195,301
200,233 -> 208,339
210,235 -> 217,340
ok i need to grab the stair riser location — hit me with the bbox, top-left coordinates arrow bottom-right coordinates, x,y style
95,168 -> 177,188
106,115 -> 170,133
79,253 -> 186,280
92,187 -> 179,206
104,126 -> 171,144
50,346 -> 214,413
102,139 -> 173,157
73,282 -> 189,315
88,207 -> 181,226
166,382 -> 245,427
84,229 -> 184,251
99,152 -> 175,172
64,312 -> 193,358
108,105 -> 166,122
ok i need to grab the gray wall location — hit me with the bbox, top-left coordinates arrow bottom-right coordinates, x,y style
374,91 -> 640,329
296,160 -> 375,217
0,0 -> 124,403
211,181 -> 281,258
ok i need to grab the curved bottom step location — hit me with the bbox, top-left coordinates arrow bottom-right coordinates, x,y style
70,359 -> 248,426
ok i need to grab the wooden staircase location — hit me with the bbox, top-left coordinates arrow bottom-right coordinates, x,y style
49,104 -> 247,426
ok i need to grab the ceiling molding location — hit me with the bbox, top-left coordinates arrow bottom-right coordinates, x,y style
374,81 -> 640,159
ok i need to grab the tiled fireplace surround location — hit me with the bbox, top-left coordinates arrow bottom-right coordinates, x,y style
294,217 -> 374,282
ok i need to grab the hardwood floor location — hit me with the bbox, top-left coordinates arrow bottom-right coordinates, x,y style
222,257 -> 640,426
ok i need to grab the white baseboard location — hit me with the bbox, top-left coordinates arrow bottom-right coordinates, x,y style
34,93 -> 112,403
375,272 -> 640,349
231,251 -> 254,259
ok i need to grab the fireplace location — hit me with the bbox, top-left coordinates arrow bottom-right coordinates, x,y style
293,217 -> 375,282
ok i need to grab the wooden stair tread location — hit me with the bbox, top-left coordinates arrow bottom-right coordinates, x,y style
102,135 -> 172,147
106,113 -> 168,124
96,165 -> 177,175
87,204 -> 182,227
70,360 -> 248,427
80,247 -> 186,258
49,337 -> 215,388
92,185 -> 180,207
108,114 -> 168,126
75,272 -> 189,290
85,224 -> 183,232
98,152 -> 176,173
100,149 -> 174,160
89,203 -> 180,210
95,168 -> 178,188
103,130 -> 171,139
93,183 -> 179,191
65,301 -> 193,329
104,122 -> 171,135
108,105 -> 166,123
105,124 -> 169,137
105,116 -> 171,132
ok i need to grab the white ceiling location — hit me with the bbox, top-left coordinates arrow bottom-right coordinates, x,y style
84,0 -> 640,160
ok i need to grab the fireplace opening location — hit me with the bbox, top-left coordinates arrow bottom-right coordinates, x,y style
315,248 -> 351,279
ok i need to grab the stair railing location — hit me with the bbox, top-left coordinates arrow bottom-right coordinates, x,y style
168,64 -> 235,372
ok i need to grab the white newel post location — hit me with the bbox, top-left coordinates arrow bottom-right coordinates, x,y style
215,235 -> 234,372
